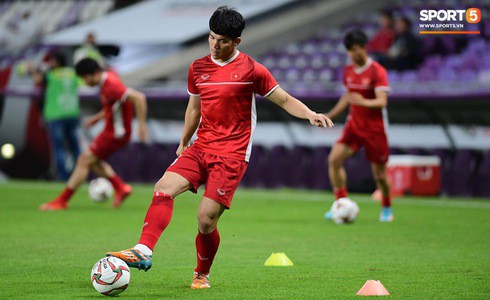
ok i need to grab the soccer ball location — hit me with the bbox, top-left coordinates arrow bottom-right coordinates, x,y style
330,197 -> 359,224
88,178 -> 113,202
91,257 -> 130,296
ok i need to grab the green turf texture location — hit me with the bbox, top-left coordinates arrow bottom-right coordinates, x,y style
0,181 -> 489,299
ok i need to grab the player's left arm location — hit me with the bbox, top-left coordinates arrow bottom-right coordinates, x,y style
347,65 -> 389,109
126,88 -> 150,144
267,87 -> 333,128
346,90 -> 388,109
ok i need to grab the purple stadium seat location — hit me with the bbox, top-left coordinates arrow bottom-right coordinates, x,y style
400,71 -> 419,83
422,55 -> 443,69
408,70 -> 426,82
458,70 -> 477,82
444,55 -> 462,70
437,68 -> 458,81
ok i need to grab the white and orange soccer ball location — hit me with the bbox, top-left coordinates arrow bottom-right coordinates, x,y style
91,257 -> 130,296
330,197 -> 360,224
88,178 -> 113,202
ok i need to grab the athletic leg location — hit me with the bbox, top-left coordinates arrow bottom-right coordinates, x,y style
328,143 -> 355,199
91,160 -> 132,207
106,171 -> 192,271
191,197 -> 225,289
325,143 -> 355,219
40,150 -> 98,210
371,163 -> 394,222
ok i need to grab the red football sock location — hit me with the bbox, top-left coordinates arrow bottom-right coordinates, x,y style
334,187 -> 348,200
108,174 -> 126,191
195,229 -> 220,275
58,187 -> 74,204
138,192 -> 174,250
381,194 -> 392,207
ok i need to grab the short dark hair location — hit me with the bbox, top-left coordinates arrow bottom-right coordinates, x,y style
50,51 -> 66,67
343,29 -> 368,50
399,16 -> 412,29
75,58 -> 101,76
209,6 -> 245,40
380,9 -> 393,21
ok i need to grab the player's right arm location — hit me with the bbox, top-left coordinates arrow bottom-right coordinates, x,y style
324,94 -> 349,120
176,95 -> 201,156
126,88 -> 149,144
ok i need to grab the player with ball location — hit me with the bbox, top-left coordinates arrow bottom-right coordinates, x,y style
324,29 -> 393,222
107,6 -> 333,290
40,58 -> 149,211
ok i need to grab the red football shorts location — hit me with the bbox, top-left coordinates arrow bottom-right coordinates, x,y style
167,146 -> 248,209
337,126 -> 389,164
89,131 -> 130,160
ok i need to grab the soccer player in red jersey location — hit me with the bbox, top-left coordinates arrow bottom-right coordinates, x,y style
324,29 -> 394,222
39,58 -> 149,211
107,6 -> 333,289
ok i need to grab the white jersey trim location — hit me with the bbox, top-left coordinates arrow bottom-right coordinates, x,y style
345,83 -> 373,90
382,107 -> 389,136
196,81 -> 253,86
245,94 -> 257,162
111,101 -> 125,138
99,71 -> 108,86
121,88 -> 130,102
352,57 -> 373,75
263,84 -> 280,97
187,89 -> 200,96
210,50 -> 240,67
375,86 -> 391,93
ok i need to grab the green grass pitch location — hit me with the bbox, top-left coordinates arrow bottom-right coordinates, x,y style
0,181 -> 489,299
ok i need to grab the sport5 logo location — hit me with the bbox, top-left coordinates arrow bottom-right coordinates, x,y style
420,8 -> 481,23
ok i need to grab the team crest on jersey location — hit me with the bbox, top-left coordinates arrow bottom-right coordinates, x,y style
230,72 -> 242,80
361,77 -> 370,86
346,77 -> 352,82
201,74 -> 210,81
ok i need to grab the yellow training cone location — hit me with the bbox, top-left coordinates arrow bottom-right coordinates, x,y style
264,252 -> 294,266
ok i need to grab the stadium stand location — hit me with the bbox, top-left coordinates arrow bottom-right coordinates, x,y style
1,0 -> 489,197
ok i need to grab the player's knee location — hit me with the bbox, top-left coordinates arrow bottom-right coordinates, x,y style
154,178 -> 174,196
197,211 -> 218,231
77,152 -> 94,166
374,175 -> 388,186
328,154 -> 342,168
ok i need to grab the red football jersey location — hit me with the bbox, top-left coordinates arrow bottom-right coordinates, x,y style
343,58 -> 390,134
187,51 -> 279,161
99,71 -> 133,139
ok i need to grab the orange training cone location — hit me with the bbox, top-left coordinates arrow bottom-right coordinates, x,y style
356,280 -> 390,296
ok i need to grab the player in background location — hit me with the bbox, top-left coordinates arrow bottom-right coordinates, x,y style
26,52 -> 81,181
39,58 -> 149,211
324,29 -> 393,222
107,6 -> 333,289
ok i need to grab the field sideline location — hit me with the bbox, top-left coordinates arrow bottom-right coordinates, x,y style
0,180 -> 489,299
